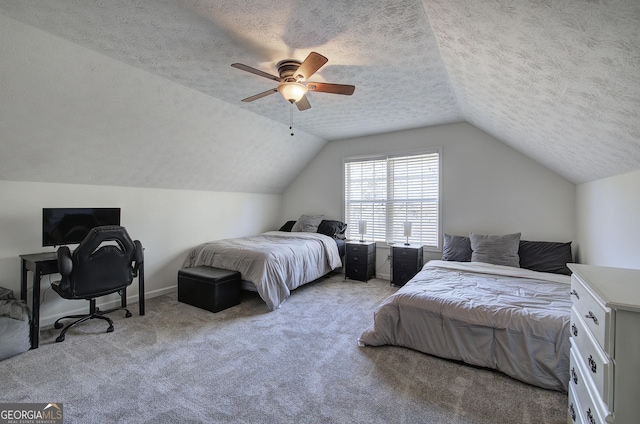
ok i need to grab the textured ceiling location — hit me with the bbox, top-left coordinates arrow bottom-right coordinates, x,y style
0,0 -> 639,191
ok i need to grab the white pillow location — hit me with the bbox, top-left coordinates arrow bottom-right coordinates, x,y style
470,232 -> 521,268
290,214 -> 324,233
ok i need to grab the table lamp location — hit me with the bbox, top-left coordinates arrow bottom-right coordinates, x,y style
404,221 -> 412,245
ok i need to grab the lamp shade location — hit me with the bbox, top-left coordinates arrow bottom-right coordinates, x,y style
358,220 -> 367,235
404,221 -> 412,238
358,220 -> 367,242
277,82 -> 308,103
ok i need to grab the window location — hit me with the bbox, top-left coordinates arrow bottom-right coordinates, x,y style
343,149 -> 441,249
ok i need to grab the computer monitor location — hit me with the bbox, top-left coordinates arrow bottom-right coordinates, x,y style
42,207 -> 121,247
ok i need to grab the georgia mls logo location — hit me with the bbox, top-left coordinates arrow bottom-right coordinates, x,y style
0,403 -> 63,424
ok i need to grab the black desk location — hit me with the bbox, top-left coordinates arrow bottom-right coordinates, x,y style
20,252 -> 145,349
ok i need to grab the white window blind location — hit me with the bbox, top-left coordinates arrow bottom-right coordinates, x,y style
344,150 -> 440,248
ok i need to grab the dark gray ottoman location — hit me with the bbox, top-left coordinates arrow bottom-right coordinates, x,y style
177,266 -> 241,313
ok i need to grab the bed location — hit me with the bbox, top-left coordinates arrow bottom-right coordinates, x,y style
358,233 -> 574,392
182,218 -> 346,311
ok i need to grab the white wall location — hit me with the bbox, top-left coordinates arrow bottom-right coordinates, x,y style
0,180 -> 281,325
282,123 -> 576,277
576,169 -> 640,269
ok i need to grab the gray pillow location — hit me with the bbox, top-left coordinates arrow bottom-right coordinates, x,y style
291,214 -> 324,233
442,234 -> 472,261
470,232 -> 521,268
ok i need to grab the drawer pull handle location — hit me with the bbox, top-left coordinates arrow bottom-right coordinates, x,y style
588,355 -> 597,374
569,403 -> 576,422
571,367 -> 578,385
571,323 -> 578,337
570,289 -> 580,299
586,408 -> 596,424
585,311 -> 599,325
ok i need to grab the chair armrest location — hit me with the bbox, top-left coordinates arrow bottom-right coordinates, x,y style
134,240 -> 144,264
57,246 -> 73,276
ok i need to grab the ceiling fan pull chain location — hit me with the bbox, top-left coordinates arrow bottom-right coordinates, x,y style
290,102 -> 294,136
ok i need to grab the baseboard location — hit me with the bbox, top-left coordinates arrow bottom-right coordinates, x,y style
145,285 -> 177,298
376,272 -> 390,281
40,285 -> 177,327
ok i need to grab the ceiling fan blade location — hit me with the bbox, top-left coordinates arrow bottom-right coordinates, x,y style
296,95 -> 311,111
307,82 -> 355,95
295,52 -> 328,80
241,88 -> 278,102
231,63 -> 281,82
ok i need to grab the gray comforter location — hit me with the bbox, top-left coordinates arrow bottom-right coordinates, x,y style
358,260 -> 571,391
183,231 -> 342,310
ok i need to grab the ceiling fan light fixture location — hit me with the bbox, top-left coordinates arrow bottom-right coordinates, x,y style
277,81 -> 308,103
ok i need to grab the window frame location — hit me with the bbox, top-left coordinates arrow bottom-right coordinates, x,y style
342,147 -> 442,251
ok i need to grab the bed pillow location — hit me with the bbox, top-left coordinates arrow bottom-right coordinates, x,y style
519,240 -> 573,275
279,221 -> 296,232
470,232 -> 521,268
317,220 -> 347,239
291,214 -> 324,233
441,234 -> 472,261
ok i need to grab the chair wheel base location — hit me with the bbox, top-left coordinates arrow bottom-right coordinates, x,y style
52,302 -> 131,342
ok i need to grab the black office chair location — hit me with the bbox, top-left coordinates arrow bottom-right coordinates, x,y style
51,225 -> 143,342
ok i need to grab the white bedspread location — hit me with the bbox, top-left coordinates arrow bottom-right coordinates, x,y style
183,231 -> 342,310
359,260 -> 572,391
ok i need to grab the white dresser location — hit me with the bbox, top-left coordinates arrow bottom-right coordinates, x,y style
567,264 -> 640,424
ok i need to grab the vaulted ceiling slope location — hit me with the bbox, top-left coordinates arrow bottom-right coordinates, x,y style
0,0 -> 638,192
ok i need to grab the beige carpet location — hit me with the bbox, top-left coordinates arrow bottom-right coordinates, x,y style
0,273 -> 568,423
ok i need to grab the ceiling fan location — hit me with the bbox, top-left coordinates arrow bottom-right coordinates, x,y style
231,52 -> 355,111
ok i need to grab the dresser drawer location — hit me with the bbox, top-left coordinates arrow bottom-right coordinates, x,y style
570,307 -> 613,408
392,246 -> 420,260
571,274 -> 614,352
568,384 -> 583,424
391,268 -> 416,287
347,253 -> 373,265
346,242 -> 375,255
392,258 -> 420,271
391,259 -> 421,286
345,261 -> 375,281
569,340 -> 611,424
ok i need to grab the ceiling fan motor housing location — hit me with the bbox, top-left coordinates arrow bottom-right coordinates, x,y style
277,60 -> 303,81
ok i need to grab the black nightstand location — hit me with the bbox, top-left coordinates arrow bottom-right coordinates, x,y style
345,241 -> 376,282
390,244 -> 423,286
